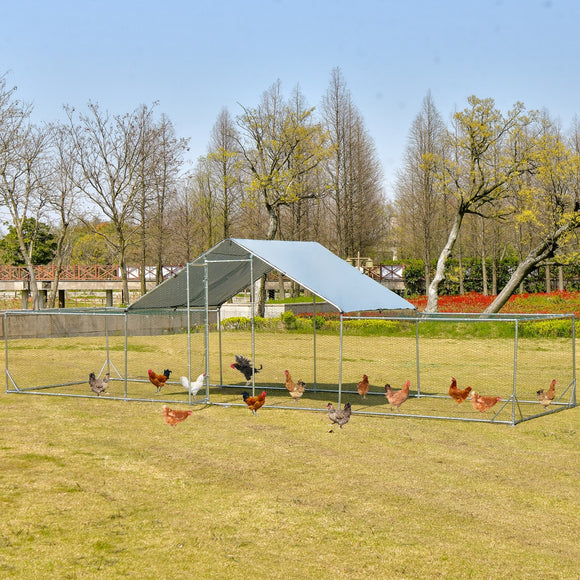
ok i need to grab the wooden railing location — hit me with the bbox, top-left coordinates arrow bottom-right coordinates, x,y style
0,265 -> 184,281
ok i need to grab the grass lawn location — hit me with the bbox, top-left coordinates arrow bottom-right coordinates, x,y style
1,377 -> 579,578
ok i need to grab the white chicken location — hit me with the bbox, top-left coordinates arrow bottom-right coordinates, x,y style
181,373 -> 206,398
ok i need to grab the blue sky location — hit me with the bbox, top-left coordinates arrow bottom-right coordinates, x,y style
2,0 -> 579,194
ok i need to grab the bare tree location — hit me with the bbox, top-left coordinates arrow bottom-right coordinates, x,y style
65,102 -> 147,304
0,76 -> 51,308
321,68 -> 385,258
394,91 -> 447,290
44,122 -> 82,307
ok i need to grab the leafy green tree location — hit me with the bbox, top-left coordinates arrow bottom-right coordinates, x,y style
0,218 -> 57,265
425,96 -> 536,312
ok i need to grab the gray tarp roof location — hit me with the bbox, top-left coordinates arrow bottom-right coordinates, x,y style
128,238 -> 416,313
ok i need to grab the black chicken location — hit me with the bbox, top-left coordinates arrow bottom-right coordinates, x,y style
230,354 -> 262,385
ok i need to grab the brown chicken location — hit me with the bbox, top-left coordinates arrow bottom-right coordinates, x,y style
148,368 -> 172,392
471,392 -> 501,413
537,379 -> 557,408
385,380 -> 411,411
357,374 -> 370,399
284,370 -> 306,402
448,377 -> 472,404
162,405 -> 193,427
242,390 -> 267,415
327,402 -> 352,432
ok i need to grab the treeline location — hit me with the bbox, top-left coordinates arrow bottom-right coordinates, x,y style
1,69 -> 579,311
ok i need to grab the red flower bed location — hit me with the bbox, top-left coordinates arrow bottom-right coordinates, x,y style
409,291 -> 580,317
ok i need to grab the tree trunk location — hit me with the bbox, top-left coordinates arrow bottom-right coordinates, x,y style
256,204 -> 279,317
484,222 -> 575,313
425,212 -> 463,313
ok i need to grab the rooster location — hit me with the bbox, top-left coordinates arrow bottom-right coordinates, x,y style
357,374 -> 370,399
448,377 -> 472,404
242,390 -> 267,416
537,379 -> 557,408
162,405 -> 193,427
181,373 -> 206,398
89,372 -> 110,396
284,370 -> 306,402
327,402 -> 352,432
231,355 -> 262,385
471,392 -> 501,413
148,368 -> 172,392
385,380 -> 411,411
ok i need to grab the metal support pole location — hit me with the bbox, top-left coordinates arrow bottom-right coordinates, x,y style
415,311 -> 421,397
512,319 -> 519,425
186,263 -> 192,403
124,311 -> 128,399
572,315 -> 576,407
338,312 -> 344,407
204,262 -> 210,400
250,257 -> 256,395
313,295 -> 317,392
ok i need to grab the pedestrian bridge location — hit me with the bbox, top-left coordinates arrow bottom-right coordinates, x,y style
0,265 -> 183,308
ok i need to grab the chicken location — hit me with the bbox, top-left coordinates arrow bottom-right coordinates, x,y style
471,392 -> 501,413
357,374 -> 370,399
327,402 -> 352,432
181,373 -> 206,398
162,405 -> 193,427
148,368 -> 172,392
231,355 -> 262,385
448,376 -> 472,404
385,380 -> 411,411
242,390 -> 267,415
284,370 -> 306,402
537,379 -> 557,408
89,372 -> 110,396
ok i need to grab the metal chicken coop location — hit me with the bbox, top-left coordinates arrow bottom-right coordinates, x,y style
2,239 -> 577,425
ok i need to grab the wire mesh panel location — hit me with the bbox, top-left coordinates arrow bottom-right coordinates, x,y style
3,308 -> 576,424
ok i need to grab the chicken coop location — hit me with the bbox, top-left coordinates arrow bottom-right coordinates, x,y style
2,238 -> 577,425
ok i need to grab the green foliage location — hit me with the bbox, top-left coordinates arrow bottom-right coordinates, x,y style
281,311 -> 298,330
519,319 -> 574,338
0,218 -> 57,265
220,316 -> 269,331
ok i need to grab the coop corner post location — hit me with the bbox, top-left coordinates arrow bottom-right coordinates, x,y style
313,295 -> 317,393
572,314 -> 577,407
3,311 -> 8,393
415,309 -> 421,397
338,312 -> 344,407
186,263 -> 192,404
124,310 -> 128,400
203,261 -> 210,401
512,319 -> 518,426
249,255 -> 256,396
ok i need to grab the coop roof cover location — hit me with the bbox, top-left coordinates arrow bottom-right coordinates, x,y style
127,238 -> 416,313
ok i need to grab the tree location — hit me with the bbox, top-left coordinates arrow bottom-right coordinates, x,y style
425,96 -> 536,312
0,218 -> 56,265
235,81 -> 330,313
65,102 -> 154,304
485,118 -> 580,312
0,75 -> 52,308
394,91 -> 447,290
321,68 -> 386,258
235,81 -> 330,240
